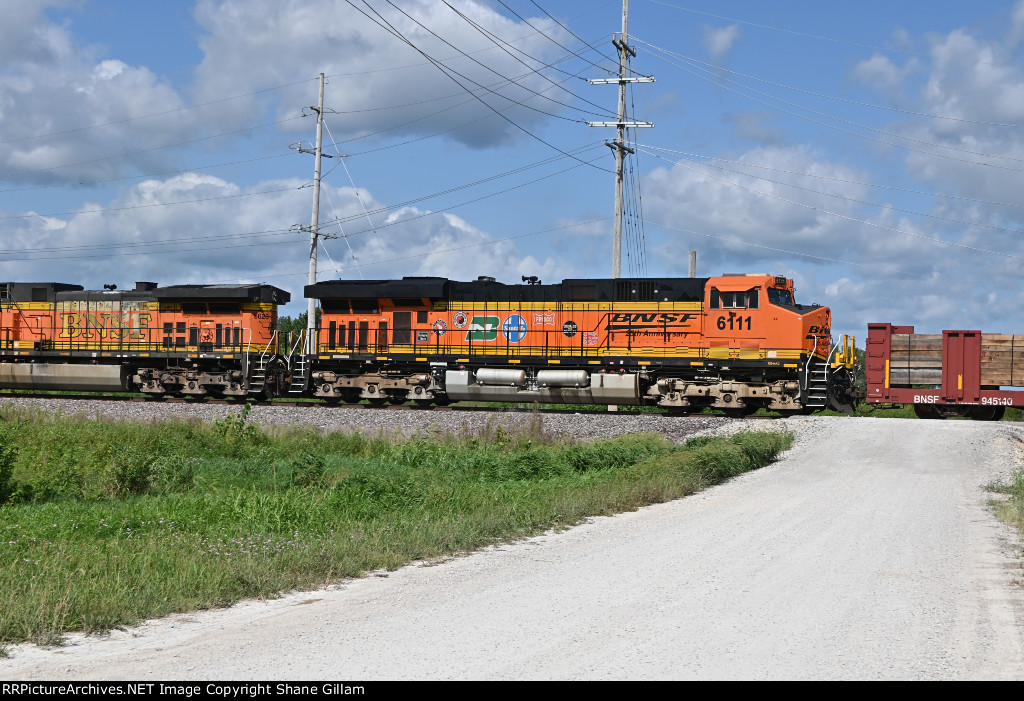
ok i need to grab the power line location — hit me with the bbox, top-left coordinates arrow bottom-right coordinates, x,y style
0,185 -> 301,222
524,0 -> 621,70
639,38 -> 1024,165
638,149 -> 1024,261
632,39 -> 1024,129
641,43 -> 1024,173
648,0 -> 930,61
493,0 -> 619,75
347,0 -> 610,173
638,144 -> 1024,211
0,78 -> 318,146
0,116 -> 305,180
0,153 -> 293,195
365,0 -> 610,121
640,215 -> 929,278
636,144 -> 1024,237
443,1 -> 617,116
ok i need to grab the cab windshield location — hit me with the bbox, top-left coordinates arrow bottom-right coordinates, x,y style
768,288 -> 794,306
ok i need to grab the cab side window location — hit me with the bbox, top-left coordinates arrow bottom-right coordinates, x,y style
768,288 -> 794,306
710,287 -> 759,309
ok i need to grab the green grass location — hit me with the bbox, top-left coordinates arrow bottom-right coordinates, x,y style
0,406 -> 791,646
988,471 -> 1024,545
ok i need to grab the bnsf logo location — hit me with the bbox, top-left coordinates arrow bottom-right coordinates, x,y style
807,325 -> 830,335
609,313 -> 695,324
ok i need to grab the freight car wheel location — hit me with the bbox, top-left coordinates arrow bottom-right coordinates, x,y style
913,404 -> 944,420
966,406 -> 1004,421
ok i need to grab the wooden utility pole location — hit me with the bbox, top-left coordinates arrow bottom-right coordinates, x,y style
587,0 -> 653,278
307,73 -> 325,354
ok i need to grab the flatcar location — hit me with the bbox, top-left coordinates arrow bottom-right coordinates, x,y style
866,323 -> 1024,420
302,273 -> 858,414
0,281 -> 290,398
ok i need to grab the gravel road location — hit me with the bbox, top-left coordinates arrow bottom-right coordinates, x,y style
3,413 -> 1023,680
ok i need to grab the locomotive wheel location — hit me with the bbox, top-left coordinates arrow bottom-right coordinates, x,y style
367,398 -> 388,407
913,404 -> 944,420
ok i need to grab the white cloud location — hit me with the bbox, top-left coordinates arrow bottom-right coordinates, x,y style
851,53 -> 917,91
0,8 -> 193,184
0,171 -> 565,315
191,0 -> 576,149
702,25 -> 739,59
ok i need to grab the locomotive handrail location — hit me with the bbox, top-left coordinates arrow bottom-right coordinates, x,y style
7,298 -> 45,338
803,333 -> 820,393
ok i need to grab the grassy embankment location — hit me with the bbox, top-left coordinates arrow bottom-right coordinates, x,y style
989,470 -> 1024,554
0,405 -> 791,649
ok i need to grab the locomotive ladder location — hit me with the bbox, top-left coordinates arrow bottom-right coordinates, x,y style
805,363 -> 829,409
246,331 -> 278,396
802,335 -> 829,409
286,330 -> 309,394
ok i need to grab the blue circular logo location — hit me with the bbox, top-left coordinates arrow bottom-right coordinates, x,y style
502,315 -> 528,343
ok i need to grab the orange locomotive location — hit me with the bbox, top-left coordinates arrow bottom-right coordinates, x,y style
304,273 -> 858,414
0,281 -> 290,398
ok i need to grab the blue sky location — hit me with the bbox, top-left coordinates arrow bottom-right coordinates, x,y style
3,1 -> 1024,341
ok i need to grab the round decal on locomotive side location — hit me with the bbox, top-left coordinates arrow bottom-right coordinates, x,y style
502,315 -> 528,343
562,320 -> 578,338
432,319 -> 447,337
453,311 -> 468,329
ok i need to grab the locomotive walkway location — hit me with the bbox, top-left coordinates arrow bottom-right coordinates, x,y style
3,416 -> 1023,680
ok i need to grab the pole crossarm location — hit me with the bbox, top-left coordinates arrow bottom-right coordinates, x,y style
586,121 -> 653,128
587,77 -> 655,84
585,1 -> 653,279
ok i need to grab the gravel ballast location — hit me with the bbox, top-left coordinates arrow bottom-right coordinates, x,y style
0,397 -> 730,443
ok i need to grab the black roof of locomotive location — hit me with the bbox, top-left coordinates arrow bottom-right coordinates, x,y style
0,282 -> 85,302
54,283 -> 290,304
306,276 -> 710,303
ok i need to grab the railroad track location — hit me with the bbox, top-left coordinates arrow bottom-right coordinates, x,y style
0,391 -> 780,418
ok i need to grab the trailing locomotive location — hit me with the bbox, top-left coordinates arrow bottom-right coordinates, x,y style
0,281 -> 290,398
302,273 -> 859,415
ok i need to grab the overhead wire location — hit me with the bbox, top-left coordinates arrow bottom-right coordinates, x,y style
648,0 -> 929,61
0,116 -> 305,180
635,144 -> 1024,237
442,1 -> 618,116
346,0 -> 613,173
637,37 -> 1024,171
0,185 -> 302,222
0,153 -> 293,195
636,144 -> 1024,211
635,43 -> 1024,129
363,0 -> 612,122
524,0 -> 622,70
635,146 -> 1024,261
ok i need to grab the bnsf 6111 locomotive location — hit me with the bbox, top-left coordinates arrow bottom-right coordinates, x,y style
0,281 -> 289,398
303,273 -> 858,414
